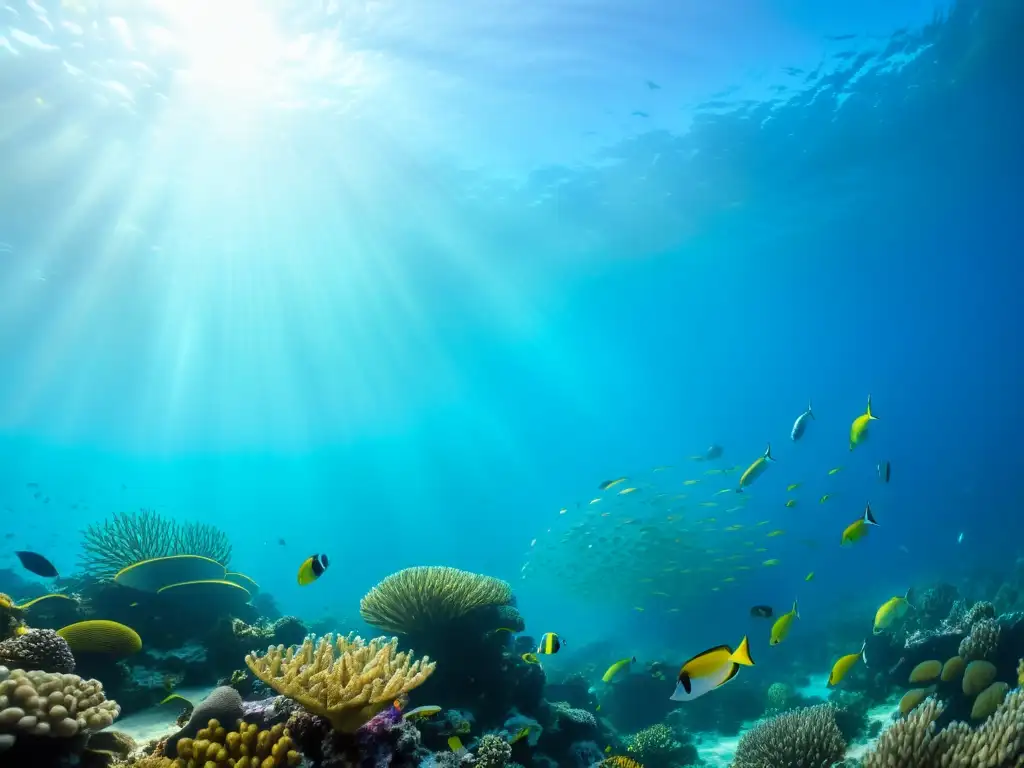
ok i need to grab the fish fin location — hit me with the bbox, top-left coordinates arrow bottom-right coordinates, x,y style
859,640 -> 868,665
793,599 -> 800,619
764,443 -> 775,462
904,588 -> 916,609
678,673 -> 692,695
808,400 -> 815,419
864,503 -> 878,526
729,636 -> 754,666
866,394 -> 878,420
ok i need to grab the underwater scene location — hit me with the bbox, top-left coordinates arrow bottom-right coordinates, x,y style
1,0 -> 1023,766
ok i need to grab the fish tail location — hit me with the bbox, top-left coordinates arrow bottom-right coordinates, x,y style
764,443 -> 775,462
730,636 -> 755,666
904,588 -> 916,609
793,599 -> 800,619
866,394 -> 878,420
808,400 -> 815,419
861,641 -> 869,666
864,503 -> 878,526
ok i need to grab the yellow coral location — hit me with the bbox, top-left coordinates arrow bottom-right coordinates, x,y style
169,719 -> 301,768
245,633 -> 436,732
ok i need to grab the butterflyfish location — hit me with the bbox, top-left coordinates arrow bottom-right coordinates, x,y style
769,600 -> 799,646
14,551 -> 59,578
297,553 -> 329,586
737,444 -> 775,492
873,589 -> 913,635
537,632 -> 563,655
828,641 -> 867,686
790,401 -> 815,441
849,395 -> 878,450
841,503 -> 878,546
670,636 -> 754,701
602,656 -> 637,683
402,705 -> 442,721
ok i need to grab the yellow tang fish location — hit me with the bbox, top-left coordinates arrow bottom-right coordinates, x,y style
787,483 -> 801,492
849,395 -> 878,450
770,600 -> 799,646
736,444 -> 775,492
873,589 -> 913,635
828,641 -> 866,686
601,656 -> 637,683
785,499 -> 797,508
297,554 -> 329,586
670,636 -> 754,701
841,503 -> 879,546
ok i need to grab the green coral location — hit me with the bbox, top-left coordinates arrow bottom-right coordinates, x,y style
626,723 -> 689,767
731,704 -> 846,768
79,509 -> 232,579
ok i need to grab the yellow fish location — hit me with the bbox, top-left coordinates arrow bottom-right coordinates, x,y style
671,636 -> 754,701
873,589 -> 912,635
770,600 -> 799,646
598,478 -> 627,491
787,483 -> 801,492
521,652 -> 540,664
737,444 -> 775,492
725,524 -> 743,531
683,479 -> 701,486
633,606 -> 645,612
508,726 -> 532,744
448,736 -> 466,754
785,500 -> 797,508
618,487 -> 639,495
601,656 -> 637,683
828,641 -> 866,686
849,395 -> 878,450
767,529 -> 785,537
805,572 -> 815,581
828,467 -> 844,475
723,576 -> 736,582
841,503 -> 878,546
715,489 -> 733,495
820,494 -> 832,504
762,559 -> 780,566
699,501 -> 718,508
297,554 -> 329,586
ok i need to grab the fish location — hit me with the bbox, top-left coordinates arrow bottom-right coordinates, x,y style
762,559 -> 780,566
750,605 -> 773,618
508,726 -> 532,744
737,444 -> 775,492
873,589 -> 913,635
849,395 -> 878,450
790,401 -> 815,441
277,538 -> 286,546
448,736 -> 467,755
785,500 -> 797,508
402,705 -> 442,721
957,532 -> 964,544
537,632 -> 563,654
828,467 -> 844,476
767,530 -> 785,537
828,641 -> 867,686
705,445 -> 724,460
769,600 -> 799,646
787,483 -> 801,492
159,693 -> 193,708
602,656 -> 637,683
841,503 -> 878,546
14,551 -> 58,578
618,487 -> 638,495
521,652 -> 540,664
670,636 -> 754,701
598,478 -> 627,491
820,494 -> 832,504
805,572 -> 815,581
878,460 -> 891,483
297,553 -> 329,586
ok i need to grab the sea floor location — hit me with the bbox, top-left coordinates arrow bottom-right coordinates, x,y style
115,685 -> 218,744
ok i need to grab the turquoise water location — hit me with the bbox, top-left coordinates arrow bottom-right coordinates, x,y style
0,0 -> 1020,696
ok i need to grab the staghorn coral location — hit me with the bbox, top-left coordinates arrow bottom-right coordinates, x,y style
79,509 -> 232,579
0,628 -> 75,673
171,718 -> 301,767
245,633 -> 435,732
0,665 -> 119,751
730,703 -> 846,768
474,732 -> 512,768
359,567 -> 514,636
959,617 -> 1001,661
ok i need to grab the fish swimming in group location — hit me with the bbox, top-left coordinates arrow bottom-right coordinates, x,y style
14,551 -> 59,578
878,460 -> 891,483
828,641 -> 867,686
785,499 -> 797,508
873,589 -> 913,635
750,605 -> 773,619
537,632 -> 564,654
693,445 -> 724,461
790,401 -> 815,441
770,600 -> 799,646
849,395 -> 878,450
841,503 -> 879,546
602,656 -> 637,683
598,478 -> 628,491
737,444 -> 775,492
670,636 -> 754,701
297,553 -> 329,586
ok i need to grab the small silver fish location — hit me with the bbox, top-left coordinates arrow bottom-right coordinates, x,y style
790,401 -> 815,441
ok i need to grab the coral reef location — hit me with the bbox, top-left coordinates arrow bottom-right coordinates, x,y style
0,629 -> 75,674
172,718 -> 302,767
626,722 -> 696,767
474,733 -> 511,768
730,704 -> 846,768
958,617 -> 1001,661
245,633 -> 435,732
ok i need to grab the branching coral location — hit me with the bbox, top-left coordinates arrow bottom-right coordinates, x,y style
730,703 -> 846,768
359,567 -> 513,635
626,723 -> 690,767
79,509 -> 232,579
244,633 -> 435,732
474,733 -> 512,768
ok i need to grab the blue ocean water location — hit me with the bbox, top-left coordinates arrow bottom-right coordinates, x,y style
0,0 -> 1020,696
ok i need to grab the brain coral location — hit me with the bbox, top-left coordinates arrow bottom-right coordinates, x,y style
731,703 -> 846,768
0,629 -> 75,674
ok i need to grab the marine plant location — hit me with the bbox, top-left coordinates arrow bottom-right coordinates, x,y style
730,703 -> 846,768
244,632 -> 436,732
359,566 -> 514,636
79,509 -> 233,579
